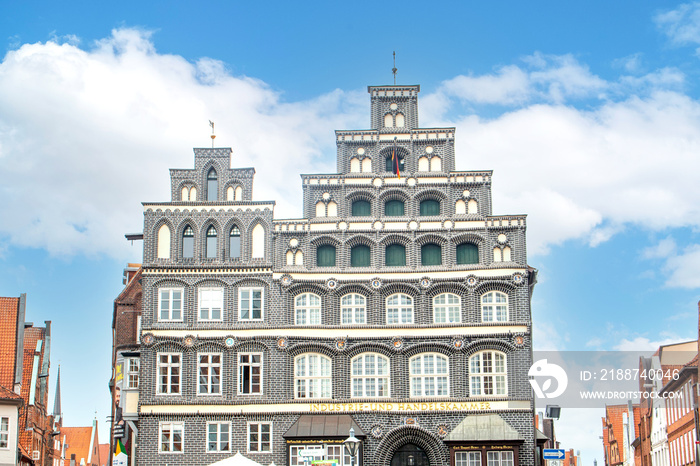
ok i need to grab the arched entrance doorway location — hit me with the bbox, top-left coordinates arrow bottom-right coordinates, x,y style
390,444 -> 430,466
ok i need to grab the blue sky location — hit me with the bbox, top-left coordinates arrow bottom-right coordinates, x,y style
2,0 -> 700,462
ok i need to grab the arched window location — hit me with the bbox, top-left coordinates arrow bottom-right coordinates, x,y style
468,199 -> 478,214
316,201 -> 326,217
469,351 -> 507,396
341,294 -> 366,324
419,199 -> 440,216
395,113 -> 405,127
433,293 -> 461,323
157,224 -> 171,259
457,243 -> 479,265
384,200 -> 405,217
207,168 -> 218,201
418,156 -> 429,171
361,158 -> 372,173
294,250 -> 304,265
226,186 -> 234,201
317,245 -> 336,267
481,291 -> 508,322
182,225 -> 194,259
351,245 -> 370,267
386,293 -> 413,324
327,201 -> 337,217
493,247 -> 502,262
421,243 -> 442,266
410,354 -> 449,397
350,158 -> 360,172
385,243 -> 406,266
229,226 -> 241,259
385,154 -> 405,174
286,251 -> 294,265
295,354 -> 331,398
384,113 -> 394,128
430,156 -> 441,171
181,186 -> 189,201
205,226 -> 217,259
455,199 -> 466,215
351,353 -> 389,397
351,200 -> 371,216
189,186 -> 197,200
503,246 -> 512,261
295,293 -> 321,325
235,186 -> 243,200
251,224 -> 265,258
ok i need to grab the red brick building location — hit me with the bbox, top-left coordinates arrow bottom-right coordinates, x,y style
602,403 -> 640,466
62,421 -> 101,466
660,354 -> 697,466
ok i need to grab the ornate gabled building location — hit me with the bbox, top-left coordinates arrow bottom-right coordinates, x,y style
136,83 -> 537,466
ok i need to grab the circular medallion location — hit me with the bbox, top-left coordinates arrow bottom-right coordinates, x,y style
512,273 -> 524,285
327,278 -> 338,290
373,221 -> 383,230
371,425 -> 383,438
183,336 -> 195,347
408,221 -> 418,230
513,335 -> 525,347
462,190 -> 471,198
406,177 -> 417,187
225,337 -> 235,348
281,275 -> 293,287
357,147 -> 365,155
443,220 -> 453,230
371,278 -> 382,289
497,233 -> 507,244
372,177 -> 383,187
322,192 -> 331,201
420,277 -> 431,288
392,337 -> 404,350
466,275 -> 478,287
426,146 -> 434,154
276,337 -> 288,350
142,333 -> 155,346
453,338 -> 464,349
289,238 -> 299,248
437,425 -> 449,438
335,339 -> 347,351
338,221 -> 348,230
390,103 -> 398,111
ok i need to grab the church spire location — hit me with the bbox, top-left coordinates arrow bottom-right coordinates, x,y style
52,365 -> 61,421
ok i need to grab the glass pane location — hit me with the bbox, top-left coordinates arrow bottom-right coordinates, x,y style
206,236 -> 217,258
317,245 -> 336,267
457,243 -> 479,264
352,200 -> 371,216
183,237 -> 194,258
421,243 -> 442,266
230,236 -> 241,259
385,244 -> 406,266
385,200 -> 405,216
351,245 -> 370,267
420,199 -> 440,216
207,169 -> 218,201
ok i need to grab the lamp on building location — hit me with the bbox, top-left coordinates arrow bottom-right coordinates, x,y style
545,405 -> 561,420
408,454 -> 415,466
344,428 -> 361,466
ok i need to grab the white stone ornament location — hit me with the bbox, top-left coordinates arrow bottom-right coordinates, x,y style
357,147 -> 365,155
390,103 -> 398,111
371,278 -> 382,289
497,234 -> 507,244
289,238 -> 299,248
322,192 -> 331,201
426,146 -> 434,154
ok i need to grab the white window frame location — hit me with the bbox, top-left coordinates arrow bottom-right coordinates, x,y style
198,287 -> 224,321
409,353 -> 450,397
327,444 -> 352,466
290,445 -> 325,466
487,450 -> 514,466
295,293 -> 321,325
0,416 -> 8,449
341,294 -> 366,324
158,288 -> 184,322
207,421 -> 231,453
247,422 -> 272,453
433,293 -> 461,324
386,293 -> 413,324
351,353 -> 390,398
238,352 -> 263,395
126,357 -> 139,389
470,351 -> 507,396
198,353 -> 222,395
481,291 -> 508,322
295,353 -> 332,399
239,287 -> 264,321
157,353 -> 181,395
159,422 -> 184,453
456,451 -> 482,466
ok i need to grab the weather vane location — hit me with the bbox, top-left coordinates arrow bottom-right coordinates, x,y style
209,120 -> 216,148
392,51 -> 397,85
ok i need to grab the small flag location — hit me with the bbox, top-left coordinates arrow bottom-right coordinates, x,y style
114,439 -> 126,456
392,145 -> 401,179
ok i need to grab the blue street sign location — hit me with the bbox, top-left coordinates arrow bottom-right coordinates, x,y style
543,449 -> 565,460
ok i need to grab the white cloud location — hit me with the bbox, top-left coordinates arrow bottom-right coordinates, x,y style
614,334 -> 689,351
655,2 -> 700,46
0,29 -> 365,257
643,237 -> 678,259
440,65 -> 531,105
663,244 -> 700,288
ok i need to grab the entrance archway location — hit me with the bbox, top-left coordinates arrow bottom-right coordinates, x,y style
390,444 -> 430,466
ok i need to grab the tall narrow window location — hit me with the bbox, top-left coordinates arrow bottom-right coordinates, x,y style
456,243 -> 479,265
351,245 -> 370,267
395,113 -> 405,127
239,353 -> 262,395
207,168 -> 218,201
352,353 -> 389,397
239,287 -> 263,321
295,354 -> 332,398
433,293 -> 461,323
206,226 -> 217,259
386,293 -> 413,324
251,224 -> 265,258
410,354 -> 449,397
248,423 -> 272,453
198,353 -> 221,395
157,353 -> 181,394
157,224 -> 171,259
126,357 -> 140,389
235,186 -> 243,200
182,225 -> 194,259
421,243 -> 442,266
470,351 -> 507,396
384,200 -> 405,216
229,226 -> 241,259
317,245 -> 336,267
351,200 -> 371,216
419,199 -> 440,216
295,293 -> 321,325
385,244 -> 406,266
160,422 -> 184,453
481,291 -> 508,322
227,186 -> 234,201
0,417 -> 8,449
207,422 -> 230,452
341,293 -> 366,324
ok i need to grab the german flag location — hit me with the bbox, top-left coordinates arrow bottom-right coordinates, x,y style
392,142 -> 401,179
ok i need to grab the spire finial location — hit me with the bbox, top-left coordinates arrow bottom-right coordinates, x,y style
392,51 -> 397,85
209,120 -> 216,148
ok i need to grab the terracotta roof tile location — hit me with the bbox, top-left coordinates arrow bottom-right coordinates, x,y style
0,297 -> 20,390
62,426 -> 95,466
98,444 -> 109,466
0,384 -> 22,402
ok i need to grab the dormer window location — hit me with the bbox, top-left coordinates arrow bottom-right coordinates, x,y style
207,169 -> 218,201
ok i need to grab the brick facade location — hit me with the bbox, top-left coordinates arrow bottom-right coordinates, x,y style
135,84 -> 537,466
